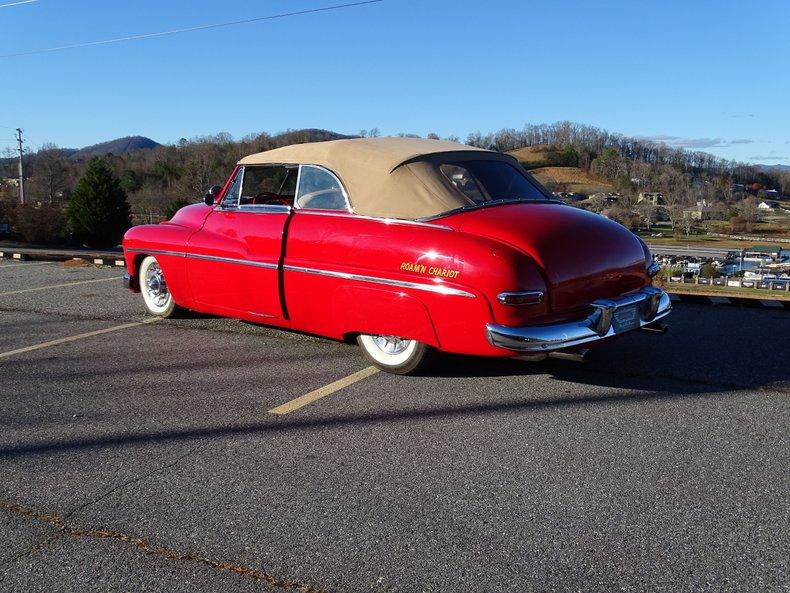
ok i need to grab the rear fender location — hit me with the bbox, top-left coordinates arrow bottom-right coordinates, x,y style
332,286 -> 440,347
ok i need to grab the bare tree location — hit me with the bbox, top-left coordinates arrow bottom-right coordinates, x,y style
30,143 -> 70,203
634,201 -> 658,230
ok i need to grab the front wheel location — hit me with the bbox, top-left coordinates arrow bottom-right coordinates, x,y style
139,255 -> 178,318
356,334 -> 431,375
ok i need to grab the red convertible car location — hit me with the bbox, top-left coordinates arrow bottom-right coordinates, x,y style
123,138 -> 670,374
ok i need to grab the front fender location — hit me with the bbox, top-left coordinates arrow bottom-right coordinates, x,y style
122,224 -> 193,305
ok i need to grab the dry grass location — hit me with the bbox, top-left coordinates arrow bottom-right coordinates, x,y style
61,258 -> 95,267
509,145 -> 555,167
646,236 -> 788,249
529,166 -> 613,195
666,282 -> 790,301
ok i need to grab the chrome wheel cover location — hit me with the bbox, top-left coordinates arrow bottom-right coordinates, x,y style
144,261 -> 169,307
371,335 -> 411,355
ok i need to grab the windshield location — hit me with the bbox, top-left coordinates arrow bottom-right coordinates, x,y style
439,160 -> 547,206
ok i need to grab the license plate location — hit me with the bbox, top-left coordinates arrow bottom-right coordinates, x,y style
612,305 -> 640,333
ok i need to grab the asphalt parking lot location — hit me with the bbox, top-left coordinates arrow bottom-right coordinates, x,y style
0,260 -> 788,593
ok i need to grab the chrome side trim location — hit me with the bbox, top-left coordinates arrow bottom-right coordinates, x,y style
187,253 -> 278,270
125,248 -> 186,258
124,248 -> 277,270
233,204 -> 292,214
294,209 -> 453,231
283,264 -> 476,298
126,248 -> 472,296
487,287 -> 671,352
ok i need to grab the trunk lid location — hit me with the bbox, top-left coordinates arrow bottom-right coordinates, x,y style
444,202 -> 649,312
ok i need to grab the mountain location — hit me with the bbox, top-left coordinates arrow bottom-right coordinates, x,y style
759,164 -> 790,172
67,136 -> 161,161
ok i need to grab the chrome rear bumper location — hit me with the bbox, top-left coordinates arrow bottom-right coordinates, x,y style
486,286 -> 671,352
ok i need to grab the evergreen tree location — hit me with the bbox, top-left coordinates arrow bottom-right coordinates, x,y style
66,157 -> 131,248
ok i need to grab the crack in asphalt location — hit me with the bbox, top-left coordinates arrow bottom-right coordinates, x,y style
0,499 -> 328,593
64,446 -> 199,522
0,532 -> 61,569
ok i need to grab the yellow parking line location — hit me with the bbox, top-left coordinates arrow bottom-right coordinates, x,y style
0,276 -> 119,296
0,318 -> 160,360
268,366 -> 380,415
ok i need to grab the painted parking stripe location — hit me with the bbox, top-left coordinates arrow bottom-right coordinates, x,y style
0,276 -> 119,297
0,318 -> 160,360
268,366 -> 380,415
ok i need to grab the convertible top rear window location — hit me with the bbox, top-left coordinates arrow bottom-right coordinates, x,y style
440,161 -> 546,207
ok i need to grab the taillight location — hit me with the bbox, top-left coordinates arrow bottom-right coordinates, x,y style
497,290 -> 544,306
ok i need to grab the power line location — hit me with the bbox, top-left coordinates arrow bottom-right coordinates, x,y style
0,0 -> 384,58
0,0 -> 39,8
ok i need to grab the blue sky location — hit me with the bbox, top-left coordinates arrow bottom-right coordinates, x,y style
1,0 -> 788,164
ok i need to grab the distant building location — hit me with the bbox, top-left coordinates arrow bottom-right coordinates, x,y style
638,192 -> 664,205
683,205 -> 721,220
590,192 -> 621,204
758,200 -> 780,210
730,183 -> 746,194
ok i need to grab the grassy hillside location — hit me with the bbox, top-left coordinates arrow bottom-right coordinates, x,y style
510,145 -> 613,194
529,166 -> 614,195
509,145 -> 565,169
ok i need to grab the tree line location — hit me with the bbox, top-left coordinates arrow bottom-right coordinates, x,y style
0,123 -> 787,247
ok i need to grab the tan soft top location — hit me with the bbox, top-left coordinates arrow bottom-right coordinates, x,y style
238,137 -> 521,219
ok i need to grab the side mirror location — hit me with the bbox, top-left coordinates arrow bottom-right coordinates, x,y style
204,185 -> 223,206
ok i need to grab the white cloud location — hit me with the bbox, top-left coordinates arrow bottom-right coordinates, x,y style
636,136 -> 753,149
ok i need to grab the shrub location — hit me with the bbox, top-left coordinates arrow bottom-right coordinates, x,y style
65,157 -> 131,248
0,196 -> 17,229
14,204 -> 67,244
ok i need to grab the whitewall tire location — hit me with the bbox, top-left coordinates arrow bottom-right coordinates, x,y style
139,255 -> 178,318
357,334 -> 431,375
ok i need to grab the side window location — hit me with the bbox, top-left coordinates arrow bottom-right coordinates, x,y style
221,167 -> 243,207
240,165 -> 297,206
295,165 -> 349,211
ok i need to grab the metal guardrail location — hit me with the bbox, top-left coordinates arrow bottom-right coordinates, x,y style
0,247 -> 125,266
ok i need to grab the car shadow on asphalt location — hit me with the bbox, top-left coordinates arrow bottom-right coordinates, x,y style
1,303 -> 787,459
428,303 -> 790,389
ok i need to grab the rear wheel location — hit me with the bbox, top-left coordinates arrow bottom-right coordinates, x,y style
356,334 -> 431,375
139,255 -> 178,318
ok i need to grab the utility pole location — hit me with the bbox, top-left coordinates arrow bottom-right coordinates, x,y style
15,128 -> 25,204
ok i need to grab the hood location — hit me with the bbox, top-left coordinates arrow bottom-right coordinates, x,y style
445,202 -> 649,312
